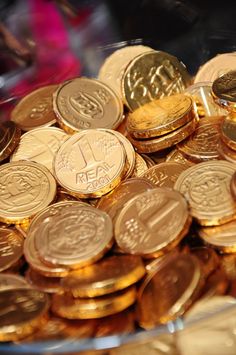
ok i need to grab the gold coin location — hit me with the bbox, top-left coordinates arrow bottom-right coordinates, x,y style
25,268 -> 62,294
166,149 -> 194,166
185,82 -> 227,119
0,161 -> 57,224
33,203 -> 113,268
61,255 -> 145,297
0,227 -> 24,272
115,188 -> 191,257
198,220 -> 236,253
0,121 -> 21,162
98,45 -> 153,98
177,116 -> 223,162
24,228 -> 69,278
10,127 -> 69,174
194,52 -> 236,83
136,254 -> 203,329
95,310 -> 135,337
54,129 -> 125,198
212,70 -> 236,111
53,77 -> 123,133
128,118 -> 197,153
218,139 -> 236,163
132,153 -> 148,177
0,288 -> 49,341
97,177 -> 154,221
141,162 -> 189,188
102,129 -> 135,179
0,274 -> 29,292
174,160 -> 236,226
220,113 -> 236,151
122,51 -> 190,111
11,85 -> 58,131
140,154 -> 156,168
56,188 -> 80,202
51,286 -> 136,319
127,94 -> 193,138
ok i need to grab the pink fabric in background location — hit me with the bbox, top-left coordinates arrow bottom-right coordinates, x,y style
10,0 -> 80,98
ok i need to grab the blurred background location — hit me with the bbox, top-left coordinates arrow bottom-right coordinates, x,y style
1,0 -> 236,115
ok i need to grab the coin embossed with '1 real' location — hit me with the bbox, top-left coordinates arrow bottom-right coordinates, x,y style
115,187 -> 191,257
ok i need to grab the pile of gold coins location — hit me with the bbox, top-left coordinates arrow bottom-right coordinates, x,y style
1,45 -> 236,354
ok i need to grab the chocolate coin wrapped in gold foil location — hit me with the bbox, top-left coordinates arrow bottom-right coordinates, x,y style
115,188 -> 191,257
11,85 -> 58,131
53,77 -> 123,133
122,51 -> 190,111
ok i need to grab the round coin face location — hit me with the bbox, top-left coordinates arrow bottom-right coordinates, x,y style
177,116 -> 223,162
127,94 -> 193,138
61,255 -> 145,297
174,160 -> 236,226
137,254 -> 202,328
0,162 -> 57,224
11,85 -> 58,131
54,130 -> 125,198
0,227 -> 24,271
53,77 -> 123,132
122,51 -> 190,111
141,162 -> 188,188
115,188 -> 190,257
11,127 -> 69,173
0,121 -> 21,162
212,70 -> 236,108
98,45 -> 153,98
97,177 -> 154,221
33,204 -> 113,268
132,153 -> 148,177
0,288 -> 49,341
194,52 -> 236,84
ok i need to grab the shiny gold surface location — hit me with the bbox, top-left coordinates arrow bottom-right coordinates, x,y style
128,118 -> 197,153
132,153 -> 148,177
11,127 -> 69,173
122,51 -> 190,111
127,94 -> 193,138
97,177 -> 154,221
198,220 -> 236,253
61,255 -> 145,297
185,82 -> 227,119
220,114 -> 236,151
52,286 -> 136,319
11,85 -> 58,131
0,161 -> 57,224
54,129 -> 125,198
0,227 -> 24,272
33,203 -> 113,268
212,70 -> 236,110
0,273 -> 29,291
141,162 -> 188,188
95,310 -> 135,337
137,254 -> 203,329
0,288 -> 49,341
166,149 -> 194,166
177,116 -> 223,162
53,77 -> 123,133
194,53 -> 236,83
0,121 -> 21,162
174,160 -> 236,226
98,45 -> 153,98
25,268 -> 62,294
115,188 -> 190,257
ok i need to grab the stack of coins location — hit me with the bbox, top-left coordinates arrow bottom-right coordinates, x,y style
2,45 -> 236,354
